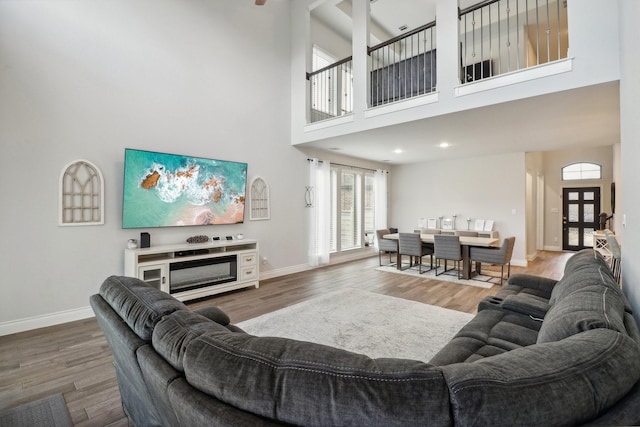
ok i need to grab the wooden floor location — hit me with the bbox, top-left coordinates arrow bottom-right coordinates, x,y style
0,251 -> 572,426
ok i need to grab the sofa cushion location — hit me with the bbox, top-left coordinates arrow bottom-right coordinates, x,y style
183,332 -> 453,427
497,273 -> 558,301
538,284 -> 627,343
193,306 -> 231,325
99,275 -> 187,341
429,309 -> 541,366
442,328 -> 640,426
153,310 -> 232,371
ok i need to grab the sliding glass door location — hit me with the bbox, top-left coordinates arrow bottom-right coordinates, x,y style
329,167 -> 375,253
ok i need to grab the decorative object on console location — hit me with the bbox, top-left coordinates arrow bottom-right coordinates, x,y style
186,235 -> 209,244
140,232 -> 150,248
122,148 -> 248,228
483,220 -> 494,231
59,159 -> 104,226
427,218 -> 438,229
127,239 -> 138,249
474,219 -> 485,231
212,236 -> 220,241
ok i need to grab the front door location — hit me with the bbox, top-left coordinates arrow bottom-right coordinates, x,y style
562,187 -> 600,251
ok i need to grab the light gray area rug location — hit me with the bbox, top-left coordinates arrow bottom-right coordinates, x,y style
0,394 -> 73,427
237,288 -> 473,362
375,263 -> 500,288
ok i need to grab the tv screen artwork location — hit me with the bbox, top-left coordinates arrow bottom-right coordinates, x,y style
122,148 -> 247,228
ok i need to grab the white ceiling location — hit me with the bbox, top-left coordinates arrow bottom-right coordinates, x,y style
306,0 -> 621,165
304,82 -> 620,164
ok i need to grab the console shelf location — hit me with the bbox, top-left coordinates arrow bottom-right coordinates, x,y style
124,239 -> 259,302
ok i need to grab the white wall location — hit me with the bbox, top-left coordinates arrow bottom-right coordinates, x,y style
0,0 -> 307,333
619,0 -> 640,325
390,152 -> 527,266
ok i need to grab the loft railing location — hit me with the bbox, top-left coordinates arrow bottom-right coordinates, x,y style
459,0 -> 568,83
307,56 -> 354,124
368,20 -> 437,107
306,1 -> 568,124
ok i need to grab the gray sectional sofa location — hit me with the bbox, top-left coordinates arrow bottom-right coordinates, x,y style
90,249 -> 640,426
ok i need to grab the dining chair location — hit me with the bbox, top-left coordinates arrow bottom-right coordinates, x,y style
434,234 -> 462,279
376,229 -> 398,267
398,233 -> 433,273
469,236 -> 516,285
454,230 -> 479,237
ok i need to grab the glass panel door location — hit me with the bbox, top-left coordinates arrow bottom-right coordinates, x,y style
562,187 -> 600,251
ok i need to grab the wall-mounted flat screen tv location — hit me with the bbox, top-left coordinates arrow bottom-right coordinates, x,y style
122,148 -> 247,228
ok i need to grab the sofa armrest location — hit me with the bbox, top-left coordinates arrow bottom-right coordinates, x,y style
193,306 -> 230,326
502,295 -> 550,319
478,295 -> 550,320
505,274 -> 558,299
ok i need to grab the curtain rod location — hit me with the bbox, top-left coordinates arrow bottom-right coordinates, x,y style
307,158 -> 387,173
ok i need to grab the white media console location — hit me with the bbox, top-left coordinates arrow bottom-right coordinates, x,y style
124,239 -> 259,302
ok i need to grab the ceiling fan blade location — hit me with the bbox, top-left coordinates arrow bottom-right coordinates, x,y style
255,0 -> 267,5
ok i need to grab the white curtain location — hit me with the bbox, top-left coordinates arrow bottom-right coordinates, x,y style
308,159 -> 330,266
374,169 -> 388,249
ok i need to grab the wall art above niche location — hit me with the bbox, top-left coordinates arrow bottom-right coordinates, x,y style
59,159 -> 104,226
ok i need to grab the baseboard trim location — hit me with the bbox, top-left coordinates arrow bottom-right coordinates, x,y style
0,306 -> 95,337
511,258 -> 527,268
544,245 -> 563,251
259,264 -> 314,281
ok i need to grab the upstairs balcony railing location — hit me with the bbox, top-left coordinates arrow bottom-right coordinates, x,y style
459,0 -> 568,82
368,21 -> 437,107
307,57 -> 354,124
306,0 -> 568,124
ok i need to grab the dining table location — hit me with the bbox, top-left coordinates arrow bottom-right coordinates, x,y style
383,233 -> 500,280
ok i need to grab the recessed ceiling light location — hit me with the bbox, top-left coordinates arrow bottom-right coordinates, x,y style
329,147 -> 343,151
398,25 -> 408,31
439,142 -> 450,148
394,148 -> 403,154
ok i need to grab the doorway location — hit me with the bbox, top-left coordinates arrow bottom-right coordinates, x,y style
562,187 -> 600,251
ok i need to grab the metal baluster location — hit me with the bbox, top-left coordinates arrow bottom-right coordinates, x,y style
536,0 -> 540,65
472,10 -> 476,81
525,0 -> 529,68
546,0 -> 551,63
498,2 -> 502,75
506,0 -> 511,72
516,0 -> 520,70
557,0 -> 561,59
480,7 -> 484,79
489,3 -> 493,77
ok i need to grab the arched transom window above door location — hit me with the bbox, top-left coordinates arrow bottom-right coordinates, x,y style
562,162 -> 601,181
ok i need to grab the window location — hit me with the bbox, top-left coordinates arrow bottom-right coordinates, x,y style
562,162 -> 601,181
329,166 -> 375,253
